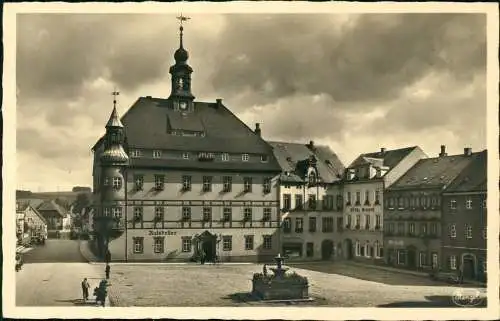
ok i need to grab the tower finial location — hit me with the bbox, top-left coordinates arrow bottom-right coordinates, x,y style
176,14 -> 190,48
112,88 -> 120,109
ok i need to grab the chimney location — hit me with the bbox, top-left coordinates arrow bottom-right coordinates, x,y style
215,98 -> 222,108
464,147 -> 472,156
439,145 -> 447,157
254,123 -> 261,137
380,147 -> 386,153
307,140 -> 315,150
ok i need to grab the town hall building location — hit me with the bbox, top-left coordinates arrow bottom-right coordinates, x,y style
91,18 -> 282,262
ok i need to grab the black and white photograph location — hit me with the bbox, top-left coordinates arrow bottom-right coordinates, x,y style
2,2 -> 499,320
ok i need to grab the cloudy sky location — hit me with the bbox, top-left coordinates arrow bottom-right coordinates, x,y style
16,12 -> 487,192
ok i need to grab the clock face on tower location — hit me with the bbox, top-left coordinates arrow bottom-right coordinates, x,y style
179,101 -> 188,111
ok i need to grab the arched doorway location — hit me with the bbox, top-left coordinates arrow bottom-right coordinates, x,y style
406,246 -> 417,268
343,239 -> 353,260
321,240 -> 334,260
462,253 -> 476,280
194,231 -> 217,263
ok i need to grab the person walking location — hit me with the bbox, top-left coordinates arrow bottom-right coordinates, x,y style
81,278 -> 90,302
105,264 -> 110,279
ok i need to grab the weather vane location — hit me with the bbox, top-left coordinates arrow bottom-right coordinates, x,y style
112,88 -> 120,108
176,14 -> 191,26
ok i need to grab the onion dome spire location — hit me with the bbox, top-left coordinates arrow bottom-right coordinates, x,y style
174,14 -> 191,63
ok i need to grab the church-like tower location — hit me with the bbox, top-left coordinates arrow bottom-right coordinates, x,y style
94,93 -> 129,259
168,15 -> 195,112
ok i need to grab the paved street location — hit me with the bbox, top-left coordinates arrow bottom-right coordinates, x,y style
21,239 -> 86,263
16,263 -> 109,307
103,263 -> 486,307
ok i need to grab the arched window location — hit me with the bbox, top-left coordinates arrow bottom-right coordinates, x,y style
355,241 -> 360,256
374,241 -> 380,258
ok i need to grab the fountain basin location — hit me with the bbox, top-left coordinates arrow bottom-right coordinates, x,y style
251,271 -> 309,300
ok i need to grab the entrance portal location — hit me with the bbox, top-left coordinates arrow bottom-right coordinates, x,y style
462,254 -> 476,280
202,239 -> 216,263
321,240 -> 334,260
407,246 -> 417,268
195,231 -> 217,263
344,239 -> 353,260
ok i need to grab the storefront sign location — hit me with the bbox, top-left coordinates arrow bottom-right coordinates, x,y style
148,230 -> 177,236
350,207 -> 375,212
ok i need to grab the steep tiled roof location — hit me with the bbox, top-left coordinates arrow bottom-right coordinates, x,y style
349,146 -> 419,169
267,141 -> 345,183
388,152 -> 481,190
37,200 -> 66,217
92,97 -> 282,172
444,150 -> 487,193
16,198 -> 44,210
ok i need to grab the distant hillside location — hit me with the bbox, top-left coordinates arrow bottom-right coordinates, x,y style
16,190 -> 92,210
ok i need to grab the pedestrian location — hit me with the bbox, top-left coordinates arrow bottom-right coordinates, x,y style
105,250 -> 111,264
105,264 -> 110,279
263,264 -> 268,277
81,278 -> 90,302
98,279 -> 108,307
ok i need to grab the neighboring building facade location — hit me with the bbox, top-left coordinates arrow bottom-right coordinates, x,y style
268,141 -> 345,261
441,149 -> 487,282
16,202 -> 48,243
384,146 -> 479,272
36,200 -> 68,238
91,23 -> 282,262
341,146 -> 427,264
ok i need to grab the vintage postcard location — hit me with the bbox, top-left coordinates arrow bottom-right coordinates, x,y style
2,1 -> 499,320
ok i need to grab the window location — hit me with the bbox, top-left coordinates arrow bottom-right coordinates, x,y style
133,237 -> 144,254
388,197 -> 394,209
223,236 -> 232,251
337,217 -> 343,231
283,218 -> 291,233
263,208 -> 271,221
375,215 -> 381,229
450,224 -> 456,238
364,190 -> 370,205
243,177 -> 252,193
130,150 -> 142,158
244,235 -> 254,250
110,177 -> 121,190
153,150 -> 162,158
306,243 -> 314,257
309,217 -> 317,232
355,215 -> 361,228
182,152 -> 190,160
465,198 -> 472,209
449,255 -> 457,270
430,222 -> 438,235
112,207 -> 122,219
374,241 -> 381,258
375,190 -> 380,204
465,224 -> 472,239
263,235 -> 272,250
409,223 -> 415,235
295,218 -> 303,233
355,191 -> 361,205
388,223 -> 395,234
450,199 -> 457,209
397,250 -> 406,265
182,237 -> 192,252
222,153 -> 229,161
419,252 -> 426,267
397,222 -> 404,235
365,215 -> 370,229
223,207 -> 232,222
182,175 -> 192,191
244,208 -> 252,222
322,217 -> 334,232
202,207 -> 212,222
153,237 -> 164,254
242,154 -> 249,162
133,207 -> 143,223
283,194 -> 291,210
355,241 -> 360,256
420,223 -> 427,235
154,175 -> 165,190
346,192 -> 352,205
263,178 -> 272,194
308,194 -> 317,210
322,195 -> 334,210
261,155 -> 269,163
364,242 -> 371,257
295,194 -> 303,210
154,207 -> 164,222
202,176 -> 212,192
347,215 -> 352,228
398,197 -> 404,209
103,207 -> 111,217
134,175 -> 144,190
223,176 -> 232,192
182,207 -> 191,221
432,253 -> 438,269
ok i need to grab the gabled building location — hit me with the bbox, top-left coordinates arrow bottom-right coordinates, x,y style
16,201 -> 48,243
37,199 -> 69,238
341,146 -> 427,263
441,149 -> 487,282
91,21 -> 282,262
268,141 -> 344,261
384,145 -> 479,271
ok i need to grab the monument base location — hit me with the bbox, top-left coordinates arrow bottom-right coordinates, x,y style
251,273 -> 309,301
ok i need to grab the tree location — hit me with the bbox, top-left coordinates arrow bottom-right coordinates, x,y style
73,192 -> 91,215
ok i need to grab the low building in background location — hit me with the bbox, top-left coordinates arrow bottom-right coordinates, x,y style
36,200 -> 69,238
341,146 -> 427,264
384,145 -> 480,272
268,141 -> 344,261
16,201 -> 48,244
441,149 -> 487,282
